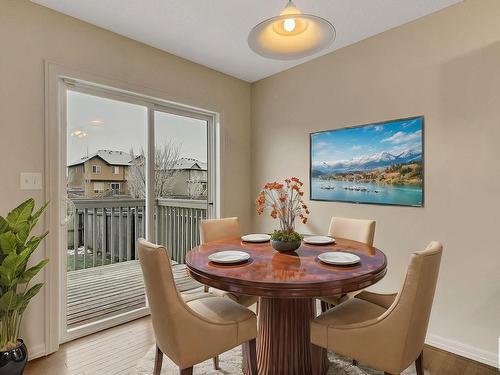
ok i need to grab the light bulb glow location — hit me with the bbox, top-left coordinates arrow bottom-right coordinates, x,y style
283,18 -> 296,32
71,130 -> 87,138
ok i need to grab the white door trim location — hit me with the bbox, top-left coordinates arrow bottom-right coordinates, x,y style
44,61 -> 221,355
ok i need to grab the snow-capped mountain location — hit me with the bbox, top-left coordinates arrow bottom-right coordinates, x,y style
395,149 -> 421,162
312,149 -> 422,175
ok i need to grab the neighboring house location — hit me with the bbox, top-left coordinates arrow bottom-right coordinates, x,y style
67,150 -> 131,198
169,158 -> 208,198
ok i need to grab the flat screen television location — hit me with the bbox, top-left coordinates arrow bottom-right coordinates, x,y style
310,116 -> 424,207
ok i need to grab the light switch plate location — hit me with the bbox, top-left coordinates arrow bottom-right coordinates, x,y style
20,172 -> 43,190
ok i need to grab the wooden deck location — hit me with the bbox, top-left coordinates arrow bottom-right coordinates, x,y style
67,260 -> 204,329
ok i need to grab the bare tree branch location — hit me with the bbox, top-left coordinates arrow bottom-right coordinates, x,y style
127,142 -> 181,198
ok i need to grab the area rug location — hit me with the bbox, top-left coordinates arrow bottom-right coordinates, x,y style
134,346 -> 429,374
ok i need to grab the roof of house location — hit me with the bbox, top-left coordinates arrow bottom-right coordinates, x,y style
68,152 -> 207,171
68,150 -> 132,167
171,158 -> 207,171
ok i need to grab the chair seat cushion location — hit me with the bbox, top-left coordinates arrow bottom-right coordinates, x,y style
187,296 -> 257,343
311,298 -> 386,348
208,287 -> 259,307
182,289 -> 215,302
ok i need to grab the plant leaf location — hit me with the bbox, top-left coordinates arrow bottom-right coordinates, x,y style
17,202 -> 49,244
17,232 -> 48,269
0,232 -> 18,255
0,216 -> 8,234
15,221 -> 36,245
18,259 -> 49,284
0,252 -> 22,287
17,283 -> 43,314
1,252 -> 21,275
31,201 -> 49,222
6,199 -> 34,233
0,290 -> 17,311
0,273 -> 14,287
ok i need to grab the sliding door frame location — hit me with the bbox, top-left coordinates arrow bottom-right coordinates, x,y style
45,62 -> 220,354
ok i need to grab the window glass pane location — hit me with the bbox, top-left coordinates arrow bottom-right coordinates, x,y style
153,111 -> 208,263
66,90 -> 147,330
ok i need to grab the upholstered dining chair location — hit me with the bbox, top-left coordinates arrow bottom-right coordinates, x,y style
311,241 -> 443,375
138,239 -> 258,375
320,216 -> 376,311
199,217 -> 259,308
328,216 -> 376,246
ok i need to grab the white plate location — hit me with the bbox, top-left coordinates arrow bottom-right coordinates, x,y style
208,250 -> 250,264
318,252 -> 360,265
241,233 -> 271,243
304,236 -> 336,245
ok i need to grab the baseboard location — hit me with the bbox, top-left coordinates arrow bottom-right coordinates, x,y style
426,334 -> 498,369
27,343 -> 47,361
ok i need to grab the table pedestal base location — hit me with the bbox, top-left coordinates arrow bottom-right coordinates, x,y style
255,297 -> 329,375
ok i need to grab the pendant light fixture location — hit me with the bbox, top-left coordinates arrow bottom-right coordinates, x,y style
248,1 -> 336,60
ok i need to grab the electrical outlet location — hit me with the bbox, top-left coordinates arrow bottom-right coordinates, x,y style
20,172 -> 43,190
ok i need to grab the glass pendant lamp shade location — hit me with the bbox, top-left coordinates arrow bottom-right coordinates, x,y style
248,1 -> 336,60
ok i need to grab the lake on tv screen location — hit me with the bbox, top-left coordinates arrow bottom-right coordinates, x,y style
311,178 -> 423,206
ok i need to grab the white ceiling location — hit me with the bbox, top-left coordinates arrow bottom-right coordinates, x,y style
32,0 -> 461,82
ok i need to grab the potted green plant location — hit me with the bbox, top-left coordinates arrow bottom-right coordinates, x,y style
0,199 -> 49,375
256,178 -> 309,252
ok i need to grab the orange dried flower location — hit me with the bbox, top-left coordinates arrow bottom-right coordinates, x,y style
256,177 -> 310,229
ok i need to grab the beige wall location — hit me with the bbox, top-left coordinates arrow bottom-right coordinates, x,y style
252,0 -> 500,366
0,0 -> 251,357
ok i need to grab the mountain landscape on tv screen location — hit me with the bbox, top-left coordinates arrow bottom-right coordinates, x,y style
310,117 -> 424,206
312,148 -> 422,176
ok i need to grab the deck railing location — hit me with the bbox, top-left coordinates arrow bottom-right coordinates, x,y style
156,198 -> 208,264
67,198 -> 207,271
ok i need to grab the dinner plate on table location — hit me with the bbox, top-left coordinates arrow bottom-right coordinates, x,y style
318,252 -> 360,265
241,233 -> 271,243
303,235 -> 336,245
208,250 -> 251,264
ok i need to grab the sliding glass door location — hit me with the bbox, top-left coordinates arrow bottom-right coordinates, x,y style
61,82 -> 217,341
153,110 -> 209,263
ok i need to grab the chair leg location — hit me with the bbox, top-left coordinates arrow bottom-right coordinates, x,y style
242,339 -> 257,375
179,367 -> 193,375
415,351 -> 423,375
320,301 -> 330,313
154,345 -> 163,375
213,355 -> 220,370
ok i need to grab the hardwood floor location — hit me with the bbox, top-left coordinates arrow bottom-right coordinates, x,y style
423,346 -> 497,375
25,316 -> 497,375
24,317 -> 155,375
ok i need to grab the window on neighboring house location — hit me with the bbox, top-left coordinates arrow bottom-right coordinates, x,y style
93,182 -> 105,193
110,183 -> 120,193
92,165 -> 101,174
112,166 -> 120,174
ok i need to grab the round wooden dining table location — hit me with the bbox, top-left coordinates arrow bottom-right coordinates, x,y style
185,237 -> 387,375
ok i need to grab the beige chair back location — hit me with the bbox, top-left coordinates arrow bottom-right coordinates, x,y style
313,241 -> 443,374
137,239 -> 190,364
328,216 -> 376,246
200,217 -> 240,244
390,241 -> 443,368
